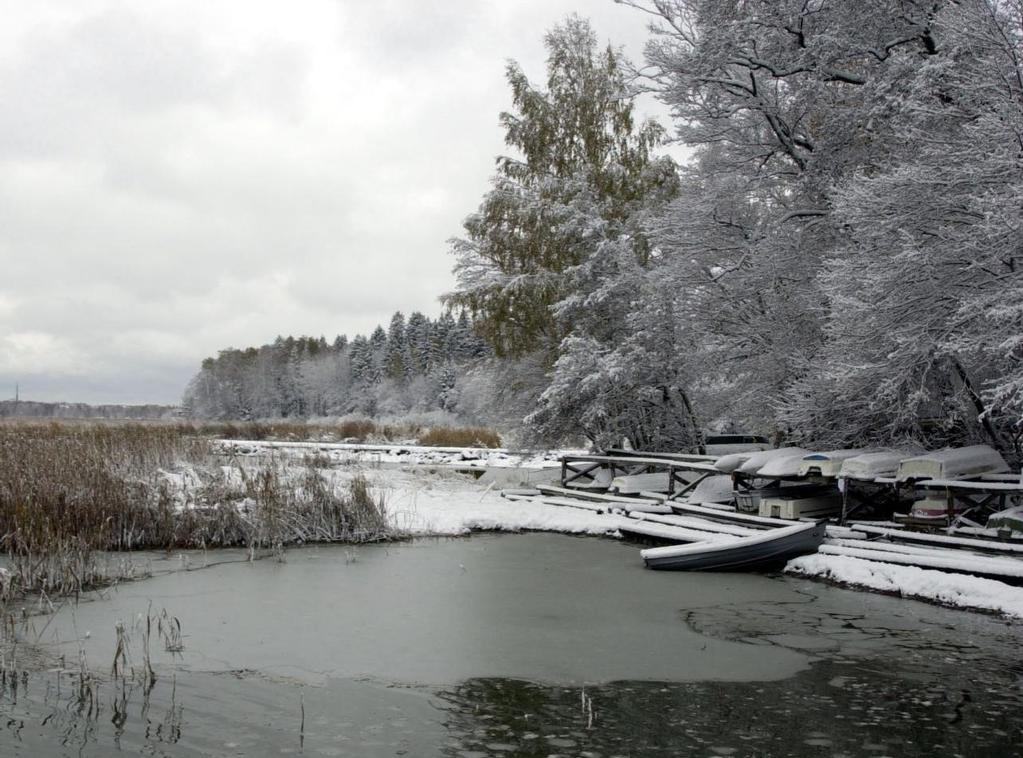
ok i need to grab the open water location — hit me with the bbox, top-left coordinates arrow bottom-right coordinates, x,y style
1,532 -> 1021,756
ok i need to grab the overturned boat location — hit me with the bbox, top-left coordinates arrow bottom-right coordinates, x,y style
641,520 -> 826,571
895,445 -> 1009,482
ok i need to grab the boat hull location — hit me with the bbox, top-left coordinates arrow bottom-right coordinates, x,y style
642,521 -> 826,571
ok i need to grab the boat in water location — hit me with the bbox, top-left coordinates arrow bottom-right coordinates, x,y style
641,520 -> 826,571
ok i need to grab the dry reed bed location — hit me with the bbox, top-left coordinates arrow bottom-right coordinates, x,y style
0,422 -> 395,597
189,418 -> 502,447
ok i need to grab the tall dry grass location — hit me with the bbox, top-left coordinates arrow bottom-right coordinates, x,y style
239,463 -> 390,552
0,422 -> 395,597
418,426 -> 502,448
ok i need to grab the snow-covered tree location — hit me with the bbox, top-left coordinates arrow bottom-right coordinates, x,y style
617,1 -> 988,442
384,312 -> 407,381
781,0 -> 1023,453
182,312 -> 494,421
445,15 -> 669,360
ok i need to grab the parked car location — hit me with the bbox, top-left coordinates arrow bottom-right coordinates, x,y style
701,434 -> 771,456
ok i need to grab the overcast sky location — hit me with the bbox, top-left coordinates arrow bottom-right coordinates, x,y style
0,0 -> 672,405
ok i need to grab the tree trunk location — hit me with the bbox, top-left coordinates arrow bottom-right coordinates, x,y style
949,355 -> 1006,457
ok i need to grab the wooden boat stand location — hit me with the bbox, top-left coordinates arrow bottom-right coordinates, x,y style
559,453 -> 716,497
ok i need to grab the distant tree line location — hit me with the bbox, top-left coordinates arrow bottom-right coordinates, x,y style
182,311 -> 488,420
0,400 -> 179,420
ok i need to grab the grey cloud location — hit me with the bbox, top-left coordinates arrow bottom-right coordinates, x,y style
0,7 -> 308,162
340,0 -> 484,68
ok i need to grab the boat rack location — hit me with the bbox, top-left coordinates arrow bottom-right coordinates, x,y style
559,453 -> 717,499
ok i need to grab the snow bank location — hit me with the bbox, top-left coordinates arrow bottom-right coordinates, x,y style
817,543 -> 1023,578
786,553 -> 1023,618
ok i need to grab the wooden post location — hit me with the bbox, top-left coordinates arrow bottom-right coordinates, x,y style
670,472 -> 710,502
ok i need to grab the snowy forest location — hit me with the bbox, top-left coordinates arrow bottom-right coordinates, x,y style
182,311 -> 488,420
185,0 -> 1023,458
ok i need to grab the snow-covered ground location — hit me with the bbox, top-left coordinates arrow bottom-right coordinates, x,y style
335,466 -> 622,537
215,438 -> 581,469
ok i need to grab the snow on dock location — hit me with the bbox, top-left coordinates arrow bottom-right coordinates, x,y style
618,520 -> 738,545
826,538 -> 995,560
786,554 -> 1023,618
526,496 -> 609,514
853,524 -> 1023,555
916,477 -> 1023,493
536,485 -> 663,506
626,511 -> 759,538
608,502 -> 675,514
670,502 -> 789,528
816,543 -> 1023,582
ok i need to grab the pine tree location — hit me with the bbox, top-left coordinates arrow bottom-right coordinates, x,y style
348,335 -> 372,386
405,311 -> 431,373
384,312 -> 407,381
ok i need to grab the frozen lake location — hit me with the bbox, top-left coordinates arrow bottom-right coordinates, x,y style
2,533 -> 1022,756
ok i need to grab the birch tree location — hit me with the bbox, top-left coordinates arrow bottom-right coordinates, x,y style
445,15 -> 669,359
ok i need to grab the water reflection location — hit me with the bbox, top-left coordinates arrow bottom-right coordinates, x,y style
436,663 -> 1023,757
0,668 -> 185,755
2,657 -> 1023,756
